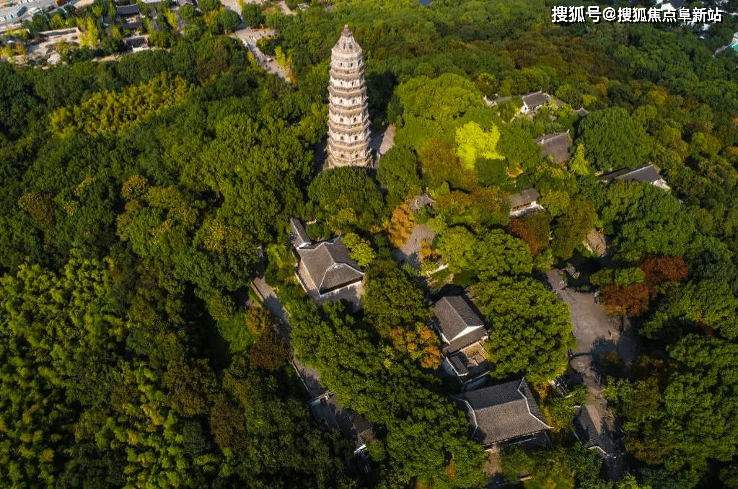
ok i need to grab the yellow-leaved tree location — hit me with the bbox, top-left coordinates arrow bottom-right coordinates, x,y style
80,18 -> 99,48
454,121 -> 503,170
569,143 -> 593,176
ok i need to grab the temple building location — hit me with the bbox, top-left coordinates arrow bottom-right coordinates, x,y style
326,25 -> 372,168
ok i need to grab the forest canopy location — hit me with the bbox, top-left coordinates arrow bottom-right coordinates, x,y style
1,0 -> 737,487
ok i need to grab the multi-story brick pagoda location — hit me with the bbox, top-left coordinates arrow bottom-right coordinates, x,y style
326,25 -> 372,168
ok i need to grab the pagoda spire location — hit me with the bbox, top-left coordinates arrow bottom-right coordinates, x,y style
326,26 -> 372,169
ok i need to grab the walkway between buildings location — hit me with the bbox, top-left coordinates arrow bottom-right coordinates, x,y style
546,268 -> 638,478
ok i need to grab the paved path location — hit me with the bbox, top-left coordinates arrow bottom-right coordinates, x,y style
546,269 -> 637,363
546,268 -> 637,477
276,0 -> 295,15
231,27 -> 290,81
252,277 -> 326,398
371,124 -> 395,160
391,224 -> 436,269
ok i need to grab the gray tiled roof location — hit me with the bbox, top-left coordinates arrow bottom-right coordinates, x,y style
536,132 -> 572,165
433,296 -> 484,350
522,91 -> 549,110
449,354 -> 469,375
289,218 -> 311,249
125,36 -> 146,48
602,164 -> 662,184
507,188 -> 539,209
443,327 -> 487,355
121,20 -> 142,30
453,379 -> 550,446
116,4 -> 139,15
297,238 -> 363,294
408,192 -> 435,212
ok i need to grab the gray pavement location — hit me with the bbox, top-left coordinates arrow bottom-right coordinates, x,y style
546,269 -> 637,364
391,224 -> 436,269
371,124 -> 395,160
231,27 -> 290,81
547,268 -> 636,477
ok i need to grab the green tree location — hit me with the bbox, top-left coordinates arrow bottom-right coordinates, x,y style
569,143 -> 592,176
497,124 -> 544,173
241,3 -> 264,27
363,259 -> 431,336
179,3 -> 196,19
436,227 -> 533,281
578,108 -> 651,172
198,0 -> 220,12
540,189 -> 571,218
308,167 -> 385,232
609,336 -> 738,477
377,146 -> 422,205
217,9 -> 240,34
455,121 -> 503,170
0,255 -> 125,485
342,232 -> 376,267
473,277 -> 575,381
551,198 -> 597,259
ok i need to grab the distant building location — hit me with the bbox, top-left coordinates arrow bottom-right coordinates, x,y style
125,36 -> 147,51
121,20 -> 142,31
575,107 -> 589,117
290,219 -> 364,309
289,218 -> 311,249
433,296 -> 486,354
507,188 -> 542,217
657,0 -> 685,10
116,4 -> 140,16
452,379 -> 551,449
432,296 -> 491,383
408,192 -> 435,213
326,25 -> 372,169
176,0 -> 194,6
601,164 -> 670,191
520,91 -> 549,114
535,131 -> 573,165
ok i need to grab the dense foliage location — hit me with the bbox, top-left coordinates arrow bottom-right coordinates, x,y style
1,0 -> 737,486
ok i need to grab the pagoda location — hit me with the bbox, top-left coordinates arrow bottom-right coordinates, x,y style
326,25 -> 372,169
